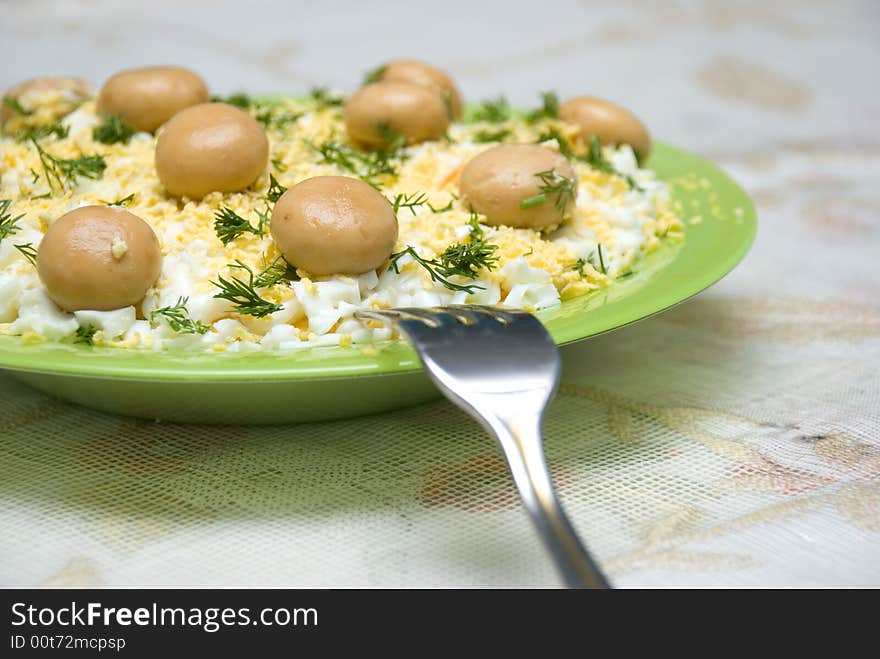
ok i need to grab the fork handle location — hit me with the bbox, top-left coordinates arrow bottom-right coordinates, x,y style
482,413 -> 611,589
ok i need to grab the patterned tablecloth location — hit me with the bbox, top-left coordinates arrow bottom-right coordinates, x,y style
1,0 -> 878,587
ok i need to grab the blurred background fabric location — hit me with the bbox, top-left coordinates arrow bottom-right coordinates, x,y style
1,0 -> 878,587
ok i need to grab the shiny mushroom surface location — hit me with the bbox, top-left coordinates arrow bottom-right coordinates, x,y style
36,205 -> 162,312
270,176 -> 399,276
559,96 -> 651,162
98,66 -> 210,133
377,59 -> 462,119
344,81 -> 450,149
154,102 -> 269,200
459,144 -> 577,229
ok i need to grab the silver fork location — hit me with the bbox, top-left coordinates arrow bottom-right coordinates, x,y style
355,305 -> 611,589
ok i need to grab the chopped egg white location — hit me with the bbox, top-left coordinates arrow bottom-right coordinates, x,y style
0,94 -> 683,352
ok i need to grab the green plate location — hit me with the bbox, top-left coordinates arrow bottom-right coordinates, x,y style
0,141 -> 756,424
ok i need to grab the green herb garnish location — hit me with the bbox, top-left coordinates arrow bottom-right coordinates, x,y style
390,191 -> 428,215
595,244 -> 607,274
212,261 -> 284,318
519,168 -> 576,212
581,134 -> 642,191
92,115 -> 136,144
526,91 -> 559,123
14,242 -> 38,266
472,127 -> 511,143
74,325 -> 98,345
0,199 -> 24,241
3,96 -> 30,116
536,128 -> 572,157
102,193 -> 135,207
31,138 -> 106,193
471,96 -> 510,123
16,122 -> 69,142
573,257 -> 588,278
150,297 -> 210,335
255,105 -> 303,131
435,240 -> 499,279
266,174 -> 288,203
253,254 -> 299,288
467,212 -> 485,240
212,93 -> 252,109
427,195 -> 456,213
308,134 -> 403,190
308,87 -> 345,110
388,239 -> 498,293
362,64 -> 387,86
214,207 -> 264,245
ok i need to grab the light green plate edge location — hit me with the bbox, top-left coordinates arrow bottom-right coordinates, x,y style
0,141 -> 756,423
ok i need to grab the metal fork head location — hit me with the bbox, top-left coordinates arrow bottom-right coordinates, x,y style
355,305 -> 561,405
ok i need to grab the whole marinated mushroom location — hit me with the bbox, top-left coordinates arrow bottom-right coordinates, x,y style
37,206 -> 162,312
1,77 -> 92,133
374,59 -> 462,119
98,66 -> 210,133
459,144 -> 577,230
344,81 -> 449,149
270,176 -> 399,276
559,96 -> 651,162
155,102 -> 269,200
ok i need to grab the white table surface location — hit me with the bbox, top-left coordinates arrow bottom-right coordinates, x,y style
1,0 -> 878,587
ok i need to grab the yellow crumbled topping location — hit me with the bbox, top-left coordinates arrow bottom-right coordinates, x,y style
0,92 -> 685,350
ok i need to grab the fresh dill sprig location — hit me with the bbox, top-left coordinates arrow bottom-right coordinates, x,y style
536,128 -> 572,157
573,246 -> 608,277
253,254 -> 299,288
309,87 -> 345,110
102,193 -> 135,207
16,122 -> 69,142
526,91 -> 560,123
266,174 -> 288,203
74,325 -> 97,345
581,135 -> 642,191
595,244 -> 607,274
427,195 -> 456,214
308,135 -> 403,189
467,211 -> 485,240
31,138 -> 107,193
390,191 -> 428,215
211,93 -> 252,109
255,105 -> 303,131
309,139 -> 358,172
3,95 -> 30,116
14,243 -> 37,266
92,114 -> 136,144
472,127 -> 511,143
362,64 -> 387,86
519,169 -> 576,212
375,122 -> 405,152
214,207 -> 263,245
270,157 -> 287,172
254,204 -> 272,235
389,247 -> 482,293
388,239 -> 499,293
436,240 -> 499,279
212,261 -> 284,318
150,297 -> 210,335
471,96 -> 511,123
0,199 -> 24,241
